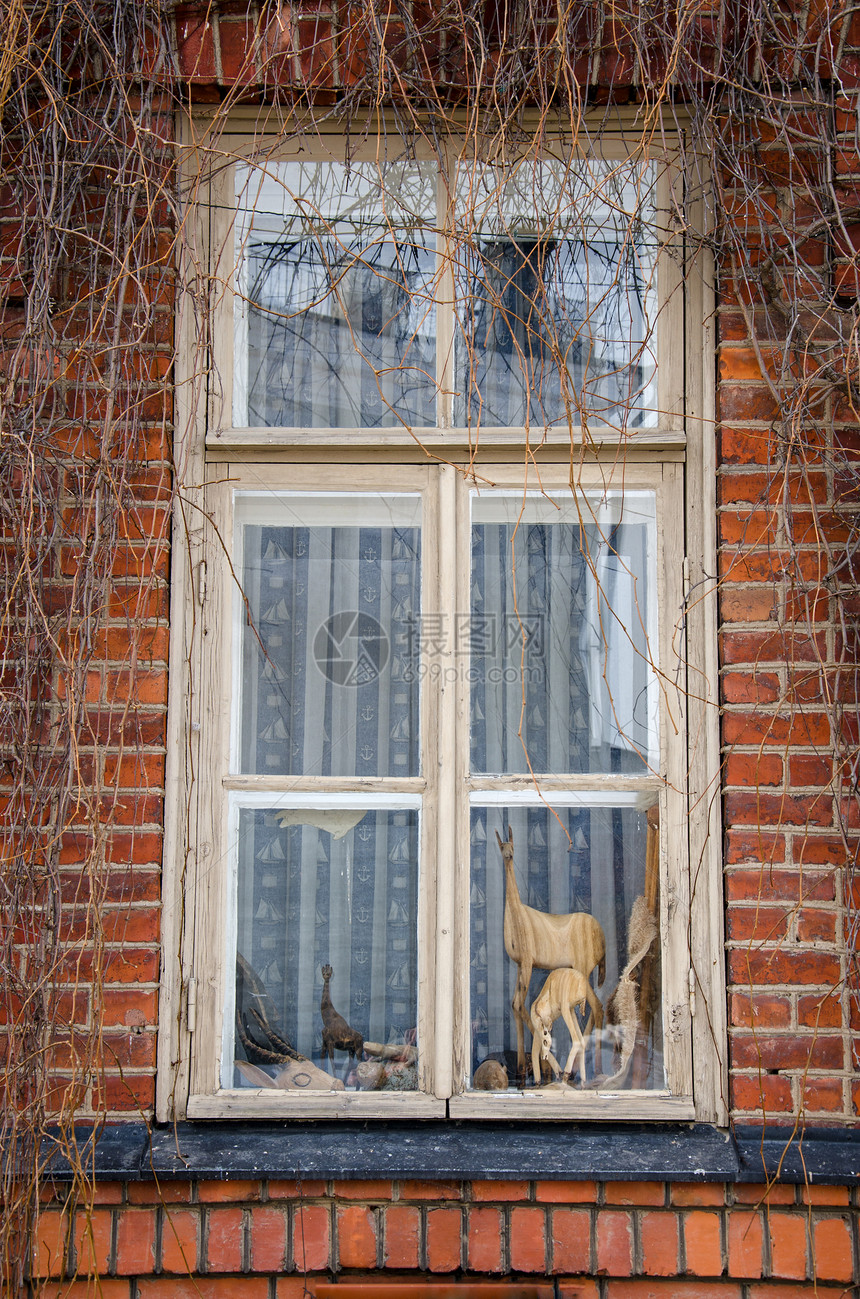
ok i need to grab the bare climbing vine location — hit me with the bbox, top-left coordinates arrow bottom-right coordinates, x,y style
0,0 -> 858,1290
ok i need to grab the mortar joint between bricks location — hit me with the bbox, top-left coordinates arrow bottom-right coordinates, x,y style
153,1202 -> 164,1275
631,1205 -> 642,1274
588,1204 -> 597,1275
200,1202 -> 209,1275
108,1203 -> 119,1277
242,1202 -> 251,1273
501,1202 -> 511,1275
418,1201 -> 427,1271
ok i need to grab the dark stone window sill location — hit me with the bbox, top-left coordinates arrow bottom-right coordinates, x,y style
41,1121 -> 860,1185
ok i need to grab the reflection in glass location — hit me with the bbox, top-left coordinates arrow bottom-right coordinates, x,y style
230,808 -> 419,1092
452,159 -> 658,428
236,493 -> 421,778
235,161 -> 437,428
470,490 -> 658,776
469,802 -> 662,1092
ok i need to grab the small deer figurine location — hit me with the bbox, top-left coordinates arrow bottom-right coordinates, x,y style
320,963 -> 363,1077
530,966 -> 599,1085
496,824 -> 605,1078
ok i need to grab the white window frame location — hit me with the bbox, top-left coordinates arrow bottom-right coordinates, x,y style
158,110 -> 726,1125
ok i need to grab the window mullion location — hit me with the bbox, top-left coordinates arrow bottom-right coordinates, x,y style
431,465 -> 458,1097
436,163 -> 454,430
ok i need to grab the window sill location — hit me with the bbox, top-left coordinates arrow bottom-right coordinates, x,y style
40,1122 -> 860,1185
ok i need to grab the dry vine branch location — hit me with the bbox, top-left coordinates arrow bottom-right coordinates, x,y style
0,0 -> 858,1290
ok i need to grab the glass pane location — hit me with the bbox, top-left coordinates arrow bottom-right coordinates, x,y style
469,801 -> 663,1093
236,493 -> 421,778
470,490 -> 658,776
229,806 -> 419,1093
452,159 -> 658,428
235,161 -> 437,428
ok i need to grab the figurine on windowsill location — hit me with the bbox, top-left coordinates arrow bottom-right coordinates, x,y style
320,963 -> 364,1077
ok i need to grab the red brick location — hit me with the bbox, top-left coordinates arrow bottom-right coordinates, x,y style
768,1212 -> 809,1279
138,1283 -> 269,1298
32,1208 -> 69,1278
596,1210 -> 633,1275
398,1180 -> 461,1200
683,1210 -> 723,1276
726,868 -> 833,904
467,1206 -> 503,1272
730,992 -> 791,1029
198,1179 -> 261,1203
731,1184 -> 796,1206
725,790 -> 832,827
537,1181 -> 597,1203
812,1215 -> 855,1281
551,1208 -> 591,1274
115,1208 -> 157,1275
731,1073 -> 795,1113
128,1181 -> 192,1204
557,1283 -> 600,1299
606,1285 -> 742,1298
724,750 -> 783,784
471,1179 -> 529,1201
160,1207 -> 200,1273
426,1207 -> 461,1272
726,907 -> 789,942
802,1077 -> 846,1112
337,1205 -> 377,1269
670,1184 -> 725,1206
800,1185 -> 849,1206
727,1208 -> 763,1278
333,1179 -> 392,1200
40,1285 -> 130,1299
796,907 -> 837,942
728,948 -> 842,986
276,1282 -> 324,1299
639,1210 -> 679,1276
292,1203 -> 330,1272
249,1205 -> 287,1272
604,1182 -> 665,1206
798,980 -> 845,1018
383,1205 -> 420,1269
74,1207 -> 112,1274
719,587 -> 780,622
510,1206 -> 547,1272
730,1033 -> 842,1070
268,1179 -> 327,1199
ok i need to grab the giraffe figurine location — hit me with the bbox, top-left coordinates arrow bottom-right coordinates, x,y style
495,825 -> 606,1079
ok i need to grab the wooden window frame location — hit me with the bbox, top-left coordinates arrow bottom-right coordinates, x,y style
157,110 -> 726,1126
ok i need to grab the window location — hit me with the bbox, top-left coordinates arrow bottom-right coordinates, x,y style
161,119 -> 725,1123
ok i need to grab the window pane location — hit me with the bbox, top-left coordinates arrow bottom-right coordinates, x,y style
235,162 -> 437,428
236,493 -> 421,778
452,159 -> 658,428
469,801 -> 663,1093
228,806 -> 420,1093
470,490 -> 658,776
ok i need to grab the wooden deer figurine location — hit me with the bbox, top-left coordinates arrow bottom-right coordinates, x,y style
495,824 -> 606,1077
320,963 -> 363,1077
529,966 -> 600,1085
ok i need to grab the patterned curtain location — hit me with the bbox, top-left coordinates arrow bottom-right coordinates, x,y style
230,499 -> 422,1086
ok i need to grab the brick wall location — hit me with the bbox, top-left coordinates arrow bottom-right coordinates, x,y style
5,1 -> 860,1294
32,1177 -> 859,1293
717,107 -> 859,1125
